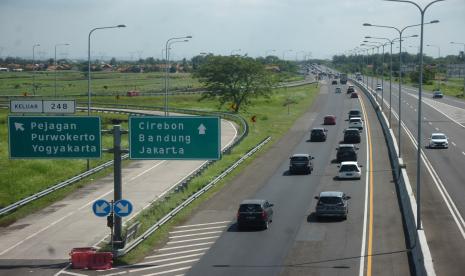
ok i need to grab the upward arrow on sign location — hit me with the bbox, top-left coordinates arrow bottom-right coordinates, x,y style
198,124 -> 206,135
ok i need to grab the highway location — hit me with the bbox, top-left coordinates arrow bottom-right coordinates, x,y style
360,76 -> 465,275
0,109 -> 238,275
97,78 -> 411,276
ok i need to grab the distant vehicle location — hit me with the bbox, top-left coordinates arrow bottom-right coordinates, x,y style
350,92 -> 358,98
356,72 -> 362,81
315,191 -> 350,220
332,80 -> 338,85
347,85 -> 355,94
343,128 -> 361,143
335,87 -> 342,93
289,153 -> 314,174
310,128 -> 328,142
348,117 -> 363,130
432,90 -> 443,98
338,161 -> 362,179
237,199 -> 274,230
323,115 -> 337,125
336,144 -> 358,162
376,84 -> 382,91
348,109 -> 362,119
340,73 -> 348,84
428,133 -> 449,148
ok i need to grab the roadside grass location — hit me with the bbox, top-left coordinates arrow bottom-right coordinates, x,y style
115,83 -> 320,264
0,111 -> 129,225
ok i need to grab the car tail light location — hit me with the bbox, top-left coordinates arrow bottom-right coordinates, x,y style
261,211 -> 267,220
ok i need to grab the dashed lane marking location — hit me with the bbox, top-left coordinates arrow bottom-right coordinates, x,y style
129,258 -> 199,273
146,247 -> 210,259
174,221 -> 230,228
170,230 -> 223,239
160,241 -> 215,251
167,236 -> 220,245
170,225 -> 226,234
141,266 -> 192,276
451,142 -> 456,147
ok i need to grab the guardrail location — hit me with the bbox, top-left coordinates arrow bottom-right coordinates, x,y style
351,78 -> 426,276
0,106 -> 248,216
119,136 -> 272,256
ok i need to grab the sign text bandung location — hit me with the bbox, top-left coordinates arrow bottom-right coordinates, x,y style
8,116 -> 101,159
129,116 -> 220,160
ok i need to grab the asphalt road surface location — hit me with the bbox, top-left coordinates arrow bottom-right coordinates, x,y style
361,76 -> 465,276
90,79 -> 410,276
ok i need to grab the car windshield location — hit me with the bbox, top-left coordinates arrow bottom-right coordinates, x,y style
340,164 -> 359,172
319,197 -> 343,205
312,129 -> 323,134
346,130 -> 359,135
239,204 -> 262,212
432,135 -> 446,139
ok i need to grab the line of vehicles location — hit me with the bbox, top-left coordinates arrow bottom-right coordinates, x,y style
236,82 -> 365,230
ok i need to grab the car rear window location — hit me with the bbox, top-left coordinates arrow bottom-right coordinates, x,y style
239,204 -> 262,212
340,164 -> 359,172
312,129 -> 323,134
432,135 -> 446,139
349,110 -> 360,115
319,197 -> 343,205
291,156 -> 309,161
349,118 -> 361,123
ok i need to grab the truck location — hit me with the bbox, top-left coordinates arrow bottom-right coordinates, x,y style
340,73 -> 348,84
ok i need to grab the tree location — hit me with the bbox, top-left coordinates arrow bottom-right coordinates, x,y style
110,57 -> 117,65
194,55 -> 274,113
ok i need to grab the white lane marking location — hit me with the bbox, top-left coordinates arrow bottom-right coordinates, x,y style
129,258 -> 199,273
434,127 -> 439,131
54,269 -> 88,276
160,242 -> 215,251
174,221 -> 230,229
142,266 -> 191,276
462,152 -> 465,156
100,272 -> 127,276
171,230 -> 223,239
451,142 -> 456,147
53,264 -> 73,276
358,95 -> 371,276
146,247 -> 210,259
167,236 -> 220,245
428,122 -> 432,125
129,161 -> 166,181
137,253 -> 204,266
414,109 -> 417,112
424,117 -> 427,120
0,211 -> 75,256
171,225 -> 227,234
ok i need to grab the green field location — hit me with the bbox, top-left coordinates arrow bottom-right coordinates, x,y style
0,71 -> 201,96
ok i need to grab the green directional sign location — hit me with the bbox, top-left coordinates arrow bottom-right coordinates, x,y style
8,116 -> 101,159
129,116 -> 220,160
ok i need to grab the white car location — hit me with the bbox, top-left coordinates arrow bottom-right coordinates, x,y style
348,117 -> 364,130
338,161 -> 362,179
376,84 -> 382,91
429,133 -> 449,148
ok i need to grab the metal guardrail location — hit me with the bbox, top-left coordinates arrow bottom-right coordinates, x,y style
119,136 -> 272,256
351,78 -> 426,276
0,106 -> 248,216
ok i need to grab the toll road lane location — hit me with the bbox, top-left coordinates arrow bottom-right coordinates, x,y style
0,110 -> 237,261
363,79 -> 465,275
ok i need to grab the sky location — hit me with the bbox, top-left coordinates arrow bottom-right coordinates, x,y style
1,0 -> 464,61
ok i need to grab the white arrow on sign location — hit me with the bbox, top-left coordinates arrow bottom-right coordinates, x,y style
116,202 -> 129,214
14,122 -> 25,131
95,202 -> 109,214
198,124 -> 206,135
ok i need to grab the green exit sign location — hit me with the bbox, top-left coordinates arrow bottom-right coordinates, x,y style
8,116 -> 101,159
129,116 -> 220,160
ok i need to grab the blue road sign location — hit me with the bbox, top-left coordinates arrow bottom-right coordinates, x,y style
114,199 -> 133,217
92,199 -> 111,217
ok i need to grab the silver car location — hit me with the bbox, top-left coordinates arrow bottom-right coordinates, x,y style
315,191 -> 350,220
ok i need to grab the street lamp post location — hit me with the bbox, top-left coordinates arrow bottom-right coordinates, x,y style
385,0 -> 444,231
164,36 -> 192,116
426,44 -> 441,89
32,43 -> 40,95
54,43 -> 70,97
364,21 -> 436,159
166,39 -> 189,115
282,49 -> 293,61
363,42 -> 383,102
450,41 -> 465,96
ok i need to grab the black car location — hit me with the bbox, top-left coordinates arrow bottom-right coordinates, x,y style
346,85 -> 355,94
336,144 -> 358,162
310,128 -> 328,142
237,199 -> 274,230
348,109 -> 362,119
343,128 -> 361,143
332,80 -> 338,85
289,154 -> 314,174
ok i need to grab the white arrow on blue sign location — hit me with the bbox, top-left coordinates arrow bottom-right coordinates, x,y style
114,199 -> 133,217
92,199 -> 111,217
